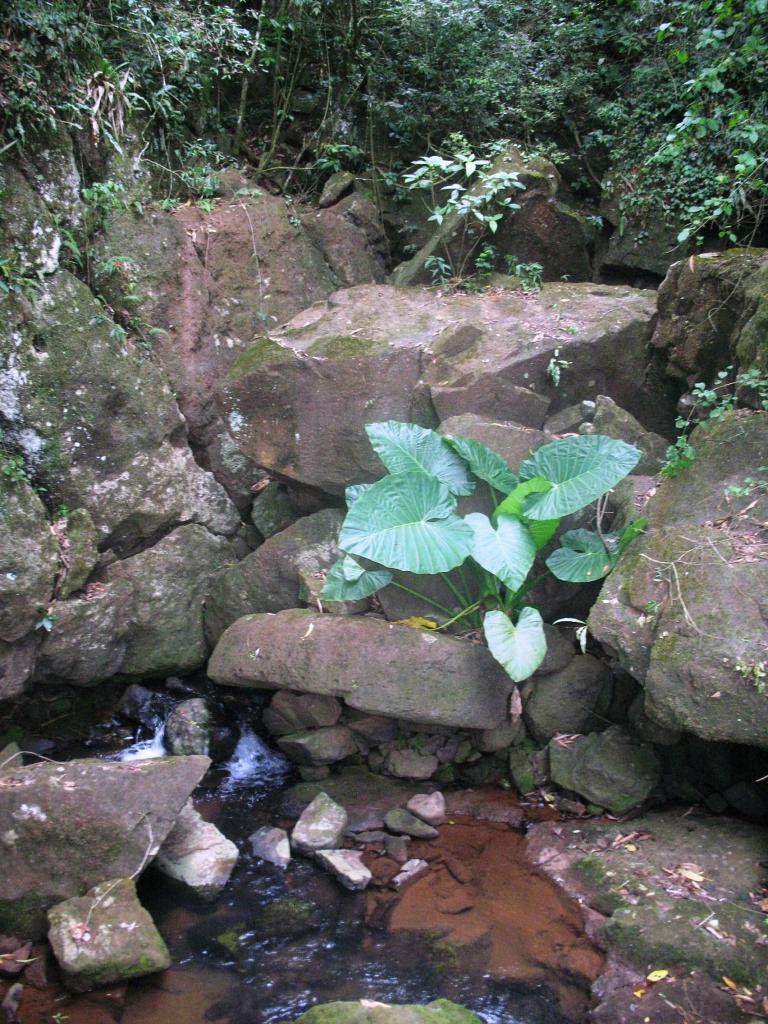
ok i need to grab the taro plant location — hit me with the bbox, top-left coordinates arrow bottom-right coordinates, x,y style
320,421 -> 645,684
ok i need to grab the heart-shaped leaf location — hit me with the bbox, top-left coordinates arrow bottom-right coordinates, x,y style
493,476 -> 560,549
483,607 -> 547,682
339,471 -> 473,573
465,513 -> 536,592
546,529 -> 615,583
366,421 -> 474,496
320,557 -> 392,601
345,483 -> 372,507
444,435 -> 517,493
519,435 -> 640,519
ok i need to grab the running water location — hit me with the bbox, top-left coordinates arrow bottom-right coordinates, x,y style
116,717 -> 167,762
220,725 -> 291,796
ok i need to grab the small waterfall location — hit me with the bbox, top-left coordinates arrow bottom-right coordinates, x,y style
117,718 -> 167,762
220,726 -> 290,796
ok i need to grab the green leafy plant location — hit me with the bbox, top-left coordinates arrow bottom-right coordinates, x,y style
547,348 -> 571,387
320,421 -> 644,684
423,255 -> 452,286
662,366 -> 768,478
1,453 -> 31,484
505,257 -> 543,292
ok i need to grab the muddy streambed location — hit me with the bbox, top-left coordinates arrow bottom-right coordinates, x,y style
15,725 -> 604,1024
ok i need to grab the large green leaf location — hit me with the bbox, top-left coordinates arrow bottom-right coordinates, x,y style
546,529 -> 615,583
483,607 -> 547,682
339,471 -> 473,573
444,435 -> 517,493
493,476 -> 560,550
345,483 -> 372,507
365,421 -> 474,496
320,557 -> 393,601
465,513 -> 536,592
519,435 -> 640,520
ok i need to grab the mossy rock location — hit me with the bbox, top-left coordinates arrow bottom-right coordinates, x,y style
260,898 -> 323,938
291,999 -> 483,1024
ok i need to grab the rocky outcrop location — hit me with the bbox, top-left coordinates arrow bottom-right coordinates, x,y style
205,509 -> 343,644
0,272 -> 239,554
652,249 -> 768,384
0,477 -> 58,643
208,609 -> 515,729
589,410 -> 768,748
47,878 -> 170,991
219,281 -> 661,495
0,755 -> 210,937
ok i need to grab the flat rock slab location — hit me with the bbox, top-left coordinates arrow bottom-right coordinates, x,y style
527,809 -> 768,988
444,789 -> 525,828
47,878 -> 170,992
291,792 -> 348,855
0,755 -> 210,938
384,809 -> 438,839
208,610 -> 514,730
316,849 -> 372,891
154,799 -> 238,897
249,826 -> 291,870
406,793 -> 446,827
391,859 -> 430,891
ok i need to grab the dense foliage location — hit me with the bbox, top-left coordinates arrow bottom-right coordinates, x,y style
1,0 -> 766,243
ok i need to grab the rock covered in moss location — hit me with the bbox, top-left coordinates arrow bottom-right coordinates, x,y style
154,799 -> 238,897
291,792 -> 348,855
0,163 -> 61,275
165,698 -> 213,756
384,748 -> 439,781
0,755 -> 210,938
589,410 -> 768,748
383,808 -> 438,839
291,999 -> 482,1024
103,524 -> 234,677
251,481 -> 297,538
523,654 -> 612,744
0,477 -> 59,643
548,726 -> 661,814
278,726 -> 358,766
0,636 -> 38,701
205,510 -> 343,644
59,508 -> 99,598
263,692 -> 343,737
47,878 -> 170,991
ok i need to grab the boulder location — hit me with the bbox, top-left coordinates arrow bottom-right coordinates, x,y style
205,510 -> 343,644
0,755 -> 210,937
165,699 -> 212,756
0,478 -> 59,643
263,691 -> 343,737
300,194 -> 388,286
652,249 -> 768,385
0,163 -> 61,276
249,826 -> 291,870
384,749 -> 439,781
291,1000 -> 482,1024
0,273 -> 239,554
208,610 -> 515,729
59,508 -> 99,598
438,414 -> 549,475
154,799 -> 238,896
527,808 -> 768,987
0,636 -> 38,701
391,146 -> 592,285
34,579 -> 134,686
591,395 -> 667,474
523,655 -> 612,744
250,481 -> 297,538
117,684 -> 161,727
318,171 -> 355,208
406,792 -> 446,827
104,524 -> 234,677
589,411 -> 768,747
315,849 -> 372,892
383,809 -> 438,840
291,792 -> 348,855
548,726 -> 661,813
277,726 -> 358,766
47,878 -> 170,991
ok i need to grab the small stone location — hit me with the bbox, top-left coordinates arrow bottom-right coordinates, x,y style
249,826 -> 291,869
263,691 -> 343,736
316,849 -> 372,891
291,792 -> 348,855
406,792 -> 446,827
384,834 -> 411,865
476,720 -> 526,753
384,748 -> 439,780
355,830 -> 389,845
165,698 -> 212,756
47,878 -> 170,992
383,808 -> 438,839
318,170 -> 355,208
154,800 -> 239,897
543,403 -> 584,435
579,399 -> 596,419
278,725 -> 358,766
250,481 -> 296,538
116,683 -> 159,727
392,859 -> 429,890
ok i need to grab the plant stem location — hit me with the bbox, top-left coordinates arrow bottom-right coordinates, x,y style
435,601 -> 483,631
439,571 -> 472,608
390,582 -> 453,617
